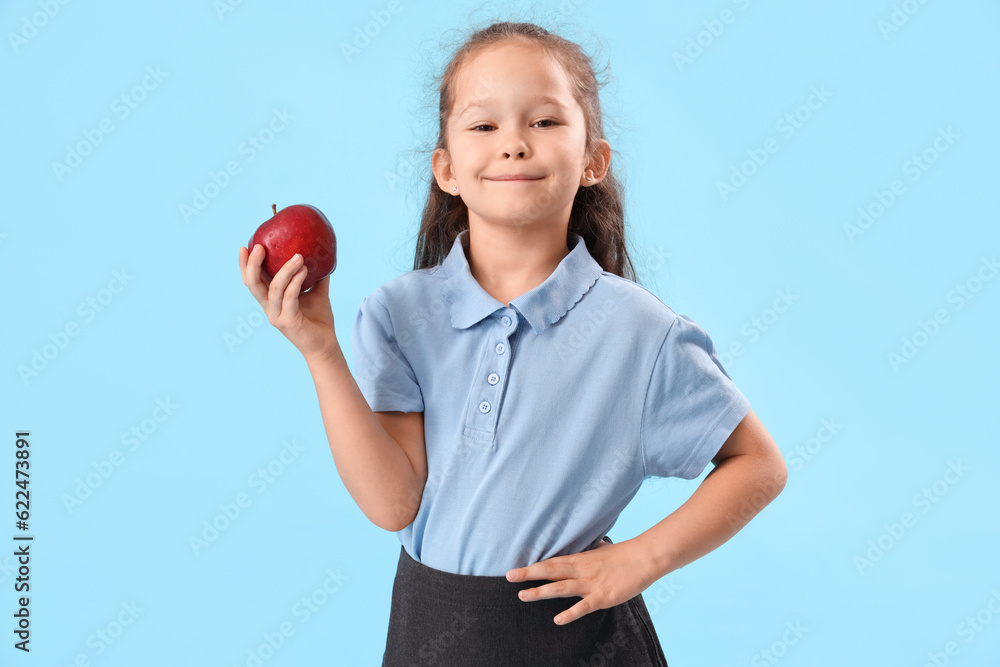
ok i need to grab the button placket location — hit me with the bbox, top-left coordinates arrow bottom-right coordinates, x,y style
464,310 -> 518,442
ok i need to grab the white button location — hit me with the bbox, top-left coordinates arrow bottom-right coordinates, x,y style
501,316 -> 511,327
495,343 -> 505,354
487,373 -> 499,385
479,400 -> 491,413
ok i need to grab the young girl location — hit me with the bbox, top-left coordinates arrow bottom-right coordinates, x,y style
239,20 -> 786,667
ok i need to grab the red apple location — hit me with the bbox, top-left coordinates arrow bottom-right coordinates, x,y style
248,204 -> 336,293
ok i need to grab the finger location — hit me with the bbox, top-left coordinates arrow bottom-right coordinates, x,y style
553,598 -> 593,626
239,246 -> 251,289
266,253 -> 304,314
280,265 -> 309,319
508,556 -> 570,583
518,579 -> 574,602
243,244 -> 269,304
240,245 -> 267,305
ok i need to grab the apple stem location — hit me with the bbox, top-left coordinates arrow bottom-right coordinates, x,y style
272,204 -> 277,215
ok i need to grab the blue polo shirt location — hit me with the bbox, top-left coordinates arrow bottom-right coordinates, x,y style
351,229 -> 751,576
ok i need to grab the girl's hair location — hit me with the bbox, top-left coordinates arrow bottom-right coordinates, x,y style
411,20 -> 640,284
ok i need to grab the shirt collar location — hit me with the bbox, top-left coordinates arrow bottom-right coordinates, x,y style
440,229 -> 604,335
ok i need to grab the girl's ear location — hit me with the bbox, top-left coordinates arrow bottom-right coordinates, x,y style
583,139 -> 612,185
432,148 -> 457,194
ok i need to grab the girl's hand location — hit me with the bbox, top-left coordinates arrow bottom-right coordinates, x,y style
505,538 -> 657,626
239,244 -> 338,364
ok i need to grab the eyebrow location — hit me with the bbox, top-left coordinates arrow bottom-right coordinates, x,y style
457,95 -> 567,118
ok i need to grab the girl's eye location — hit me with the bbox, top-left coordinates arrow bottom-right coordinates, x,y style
470,120 -> 557,132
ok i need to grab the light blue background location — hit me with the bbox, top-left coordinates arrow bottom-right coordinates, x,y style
2,0 -> 998,665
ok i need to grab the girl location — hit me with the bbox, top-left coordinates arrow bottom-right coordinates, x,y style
239,20 -> 786,667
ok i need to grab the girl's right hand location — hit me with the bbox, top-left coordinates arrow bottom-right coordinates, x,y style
239,243 -> 339,364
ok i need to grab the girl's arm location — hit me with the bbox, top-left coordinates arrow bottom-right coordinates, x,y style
634,409 -> 787,579
306,344 -> 427,532
237,246 -> 425,532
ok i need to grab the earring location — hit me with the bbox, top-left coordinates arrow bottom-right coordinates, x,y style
585,176 -> 592,181
451,186 -> 457,192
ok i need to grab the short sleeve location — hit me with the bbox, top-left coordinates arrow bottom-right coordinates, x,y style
640,313 -> 750,480
350,294 -> 424,413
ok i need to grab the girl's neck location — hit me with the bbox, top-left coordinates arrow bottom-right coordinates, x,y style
464,220 -> 571,307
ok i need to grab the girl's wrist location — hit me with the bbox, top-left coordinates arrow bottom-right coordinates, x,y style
303,340 -> 344,372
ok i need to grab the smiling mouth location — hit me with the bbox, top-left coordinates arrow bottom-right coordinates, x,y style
486,176 -> 545,182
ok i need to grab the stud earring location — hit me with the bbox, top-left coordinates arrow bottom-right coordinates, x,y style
451,186 -> 457,192
585,176 -> 592,181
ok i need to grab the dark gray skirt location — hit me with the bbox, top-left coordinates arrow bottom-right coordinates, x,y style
381,536 -> 669,666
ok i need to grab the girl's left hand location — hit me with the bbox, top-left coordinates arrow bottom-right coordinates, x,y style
505,537 -> 657,626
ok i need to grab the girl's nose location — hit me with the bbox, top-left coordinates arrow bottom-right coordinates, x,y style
498,129 -> 529,158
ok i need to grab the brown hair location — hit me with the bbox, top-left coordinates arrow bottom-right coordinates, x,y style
410,20 -> 640,284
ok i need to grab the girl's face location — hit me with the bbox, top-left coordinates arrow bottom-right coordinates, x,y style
433,41 -> 601,233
